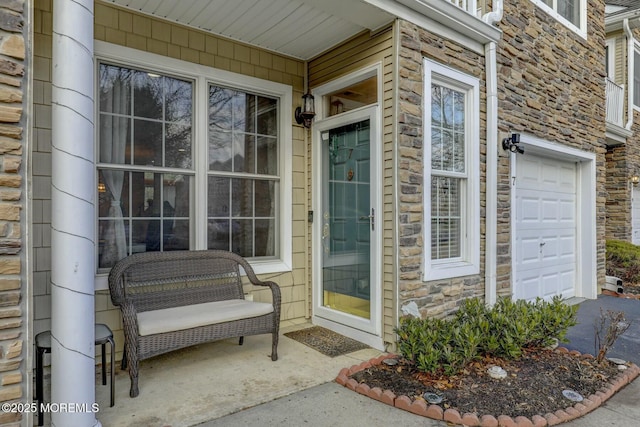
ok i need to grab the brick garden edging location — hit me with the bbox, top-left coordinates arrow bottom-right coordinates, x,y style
335,348 -> 640,426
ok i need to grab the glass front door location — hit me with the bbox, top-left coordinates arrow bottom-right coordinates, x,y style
321,119 -> 372,320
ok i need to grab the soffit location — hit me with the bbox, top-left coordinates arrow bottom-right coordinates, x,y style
103,0 -> 394,60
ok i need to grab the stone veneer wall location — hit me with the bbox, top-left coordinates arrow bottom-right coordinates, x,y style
605,144 -> 632,242
396,20 -> 487,318
496,1 -> 608,293
604,108 -> 640,243
0,0 -> 26,425
604,27 -> 640,244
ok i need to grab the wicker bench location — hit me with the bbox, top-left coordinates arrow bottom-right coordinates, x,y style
108,250 -> 281,397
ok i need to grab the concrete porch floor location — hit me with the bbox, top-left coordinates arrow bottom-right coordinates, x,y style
37,322 -> 383,427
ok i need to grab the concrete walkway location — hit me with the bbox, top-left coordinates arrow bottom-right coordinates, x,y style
199,295 -> 640,427
200,380 -> 640,427
79,295 -> 640,427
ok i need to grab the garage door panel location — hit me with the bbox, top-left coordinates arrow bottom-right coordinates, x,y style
515,154 -> 577,301
542,270 -> 575,299
517,276 -> 542,301
517,193 -> 575,223
517,265 -> 575,302
520,197 -> 541,222
518,157 -> 576,192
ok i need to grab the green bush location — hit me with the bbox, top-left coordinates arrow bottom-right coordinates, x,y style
395,296 -> 578,375
606,239 -> 640,283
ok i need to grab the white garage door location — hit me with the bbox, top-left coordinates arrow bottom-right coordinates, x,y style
514,154 -> 577,301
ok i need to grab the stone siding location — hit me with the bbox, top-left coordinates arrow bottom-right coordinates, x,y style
605,145 -> 632,242
604,27 -> 640,244
0,0 -> 25,425
397,0 -> 608,317
396,20 -> 487,318
496,1 -> 607,292
605,109 -> 640,244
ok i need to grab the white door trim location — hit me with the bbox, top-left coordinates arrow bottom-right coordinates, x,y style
310,67 -> 384,349
509,134 -> 597,300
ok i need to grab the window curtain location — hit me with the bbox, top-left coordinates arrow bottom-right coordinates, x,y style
100,78 -> 128,267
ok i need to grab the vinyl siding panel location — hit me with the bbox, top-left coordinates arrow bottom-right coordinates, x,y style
33,0 -> 306,363
309,25 -> 397,347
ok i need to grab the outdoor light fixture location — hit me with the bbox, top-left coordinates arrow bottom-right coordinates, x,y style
295,91 -> 315,128
632,175 -> 639,186
502,133 -> 524,154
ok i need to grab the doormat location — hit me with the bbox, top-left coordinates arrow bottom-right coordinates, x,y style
284,326 -> 370,357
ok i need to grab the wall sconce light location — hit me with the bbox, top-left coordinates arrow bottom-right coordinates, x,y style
632,175 -> 639,186
98,182 -> 106,193
295,91 -> 315,128
502,133 -> 524,154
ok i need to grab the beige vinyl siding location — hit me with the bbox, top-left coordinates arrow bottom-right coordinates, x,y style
33,0 -> 307,362
309,25 -> 397,347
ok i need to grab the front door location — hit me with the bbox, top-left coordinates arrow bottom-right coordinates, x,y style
313,106 -> 381,347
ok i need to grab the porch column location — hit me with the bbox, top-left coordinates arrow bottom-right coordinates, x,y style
51,1 -> 99,426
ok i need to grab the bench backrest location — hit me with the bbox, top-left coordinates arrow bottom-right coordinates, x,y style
108,250 -> 248,312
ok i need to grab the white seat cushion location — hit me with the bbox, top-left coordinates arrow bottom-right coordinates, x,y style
137,299 -> 274,336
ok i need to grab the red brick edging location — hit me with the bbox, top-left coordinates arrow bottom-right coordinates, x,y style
335,349 -> 640,426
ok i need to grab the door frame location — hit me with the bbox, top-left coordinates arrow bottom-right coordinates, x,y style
310,65 -> 384,350
509,134 -> 597,300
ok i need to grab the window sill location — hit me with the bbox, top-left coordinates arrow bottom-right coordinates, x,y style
423,261 -> 479,282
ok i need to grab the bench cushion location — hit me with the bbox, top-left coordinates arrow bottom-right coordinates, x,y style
137,299 -> 274,336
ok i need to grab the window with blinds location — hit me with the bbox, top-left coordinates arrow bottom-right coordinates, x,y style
423,59 -> 480,281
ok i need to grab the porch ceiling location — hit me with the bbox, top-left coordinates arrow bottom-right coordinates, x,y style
103,0 -> 394,60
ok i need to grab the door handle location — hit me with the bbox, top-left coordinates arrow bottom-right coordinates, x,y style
359,209 -> 375,231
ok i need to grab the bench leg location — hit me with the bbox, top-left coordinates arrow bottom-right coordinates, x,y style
271,331 -> 279,361
121,345 -> 127,370
129,366 -> 139,398
239,336 -> 244,346
125,344 -> 139,397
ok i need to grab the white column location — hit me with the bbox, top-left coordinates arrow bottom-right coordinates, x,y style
51,1 -> 99,426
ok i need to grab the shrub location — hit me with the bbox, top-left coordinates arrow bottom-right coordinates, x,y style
606,239 -> 640,283
395,296 -> 578,375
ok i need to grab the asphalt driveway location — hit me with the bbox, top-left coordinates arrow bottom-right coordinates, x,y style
564,295 -> 640,365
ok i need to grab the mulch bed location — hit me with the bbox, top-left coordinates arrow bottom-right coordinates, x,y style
337,348 -> 640,425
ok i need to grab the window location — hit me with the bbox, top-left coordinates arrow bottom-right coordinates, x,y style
207,86 -> 279,257
531,0 -> 586,36
423,59 -> 479,281
97,64 -> 193,270
96,42 -> 292,275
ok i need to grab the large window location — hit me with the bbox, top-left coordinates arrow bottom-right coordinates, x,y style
423,59 -> 479,281
97,64 -> 193,270
532,0 -> 586,36
96,43 -> 292,275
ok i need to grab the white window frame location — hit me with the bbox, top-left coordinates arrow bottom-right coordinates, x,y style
423,59 -> 480,281
530,0 -> 587,39
94,41 -> 292,289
